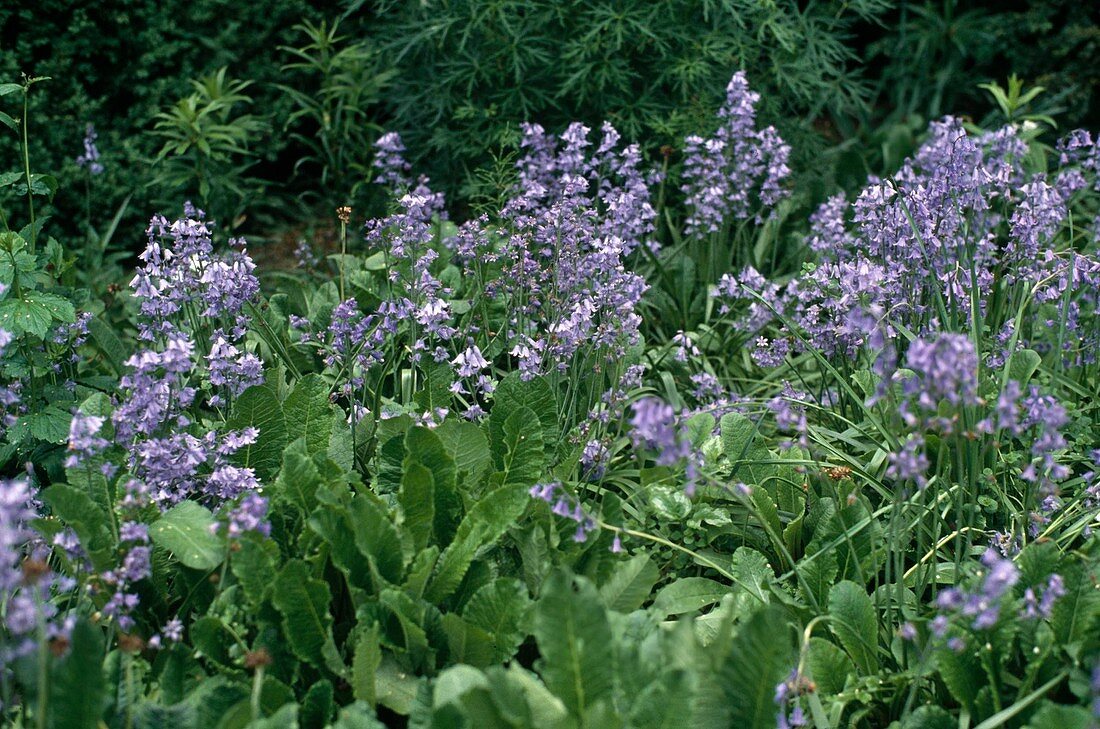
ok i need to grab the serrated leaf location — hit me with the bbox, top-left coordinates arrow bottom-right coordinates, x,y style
404,426 -> 460,544
805,637 -> 853,695
493,406 -> 545,488
225,385 -> 287,480
1051,559 -> 1100,646
828,580 -> 879,674
230,536 -> 277,607
534,570 -> 614,719
462,578 -> 533,663
434,418 -> 491,488
273,437 -> 324,513
935,644 -> 984,711
490,373 -> 558,456
284,374 -> 334,455
149,501 -> 225,570
599,554 -> 659,612
349,494 -> 405,585
272,560 -> 338,670
309,503 -> 372,591
425,481 -> 529,603
1005,348 -> 1042,386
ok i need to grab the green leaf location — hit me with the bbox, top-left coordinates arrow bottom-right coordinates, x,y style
301,679 -> 334,729
493,406 -> 546,488
805,637 -> 853,695
900,705 -> 955,729
1051,559 -> 1100,646
352,624 -> 382,706
42,484 -> 115,571
434,419 -> 491,488
827,580 -> 879,674
272,559 -> 338,671
332,702 -> 386,729
149,501 -> 225,571
23,405 -> 72,443
490,372 -> 558,454
398,462 -> 435,552
697,606 -> 794,729
652,577 -> 729,616
309,504 -> 373,591
935,644 -> 984,711
425,481 -> 529,603
273,437 -> 324,513
0,293 -> 54,338
375,656 -> 422,716
1024,702 -> 1094,729
349,494 -> 405,585
230,536 -> 277,607
284,373 -> 335,455
462,578 -> 533,663
534,570 -> 615,719
47,618 -> 105,729
599,553 -> 659,612
441,613 -> 496,668
1005,348 -> 1042,386
226,385 -> 287,480
404,426 -> 460,544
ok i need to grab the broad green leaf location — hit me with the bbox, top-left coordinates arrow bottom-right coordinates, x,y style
462,578 -> 533,663
352,624 -> 382,706
0,294 -> 53,338
273,437 -> 324,513
900,705 -> 955,729
309,504 -> 372,591
45,619 -> 105,729
935,643 -> 983,712
150,501 -> 224,570
284,373 -> 335,455
441,613 -> 496,668
272,560 -> 338,671
1051,559 -> 1100,646
805,637 -> 853,695
1005,348 -> 1042,386
652,577 -> 729,616
695,605 -> 793,729
434,418 -> 491,488
301,679 -> 334,729
1024,703 -> 1094,729
425,481 -> 529,603
493,406 -> 545,488
375,656 -> 422,716
230,536 -> 277,607
490,372 -> 558,455
332,702 -> 386,729
226,384 -> 287,480
599,553 -> 659,612
349,494 -> 405,585
398,462 -> 435,552
23,405 -> 71,443
534,570 -> 614,719
42,484 -> 115,570
404,426 -> 460,544
827,580 -> 879,674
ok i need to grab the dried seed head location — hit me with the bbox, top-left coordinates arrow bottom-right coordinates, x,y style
21,558 -> 50,585
336,206 -> 352,224
118,633 -> 145,653
245,648 -> 273,669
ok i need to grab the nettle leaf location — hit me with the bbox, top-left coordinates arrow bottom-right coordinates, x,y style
462,578 -> 533,663
22,405 -> 72,443
492,406 -> 546,488
284,373 -> 335,455
599,553 -> 660,613
0,292 -> 57,338
426,481 -> 530,603
534,570 -> 615,719
149,501 -> 225,571
226,384 -> 287,480
490,372 -> 558,456
272,560 -> 340,672
828,580 -> 879,674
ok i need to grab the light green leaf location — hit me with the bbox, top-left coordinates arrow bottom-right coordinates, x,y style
284,373 -> 334,455
827,580 -> 879,674
149,501 -> 225,571
652,577 -> 729,617
534,570 -> 614,719
599,554 -> 659,613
